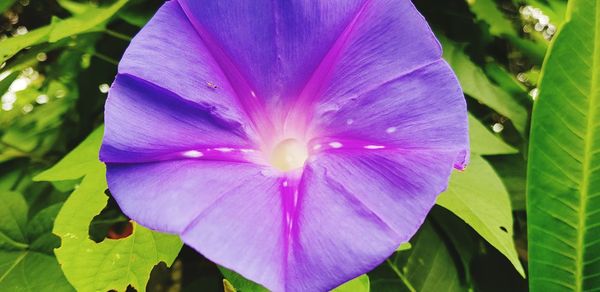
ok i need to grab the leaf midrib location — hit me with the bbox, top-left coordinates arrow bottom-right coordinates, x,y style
575,2 -> 600,291
0,252 -> 27,284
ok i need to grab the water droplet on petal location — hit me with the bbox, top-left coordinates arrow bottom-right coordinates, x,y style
183,150 -> 203,158
214,147 -> 234,152
329,142 -> 343,149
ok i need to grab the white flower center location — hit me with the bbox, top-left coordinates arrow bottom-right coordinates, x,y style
269,138 -> 308,172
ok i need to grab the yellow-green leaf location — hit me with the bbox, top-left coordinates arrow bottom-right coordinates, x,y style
35,127 -> 183,292
0,0 -> 127,63
438,156 -> 525,277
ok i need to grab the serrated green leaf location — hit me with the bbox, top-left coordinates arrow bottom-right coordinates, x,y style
0,192 -> 73,291
438,155 -> 525,277
0,0 -> 127,63
527,0 -> 600,290
36,128 -> 183,292
439,36 -> 529,135
469,114 -> 518,155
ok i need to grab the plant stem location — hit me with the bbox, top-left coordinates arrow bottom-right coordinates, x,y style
92,52 -> 119,66
386,259 -> 416,292
0,231 -> 29,250
0,140 -> 29,155
104,29 -> 132,42
69,48 -> 119,66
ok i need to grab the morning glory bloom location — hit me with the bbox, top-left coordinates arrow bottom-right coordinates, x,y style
100,0 -> 468,290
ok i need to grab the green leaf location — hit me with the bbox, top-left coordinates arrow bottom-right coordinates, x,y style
521,0 -> 568,27
465,0 -> 547,62
219,267 -> 269,292
439,36 -> 529,135
0,251 -> 74,291
527,0 -> 600,290
332,274 -> 370,292
396,242 -> 412,252
437,156 -> 525,277
467,0 -> 518,37
469,114 -> 518,155
401,223 -> 464,292
56,0 -> 92,14
0,192 -> 73,291
0,192 -> 28,250
34,126 -> 103,182
487,155 -> 527,210
0,71 -> 19,96
223,279 -> 236,292
0,0 -> 127,63
372,222 -> 465,291
47,0 -> 127,43
0,0 -> 16,13
53,170 -> 182,292
484,62 -> 530,100
35,128 -> 183,292
118,3 -> 156,27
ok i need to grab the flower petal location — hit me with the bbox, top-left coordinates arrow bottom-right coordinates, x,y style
118,1 -> 247,127
107,160 -> 288,290
108,148 -> 457,291
101,74 -> 253,163
308,0 -> 443,105
286,149 -> 458,291
176,0 -> 365,109
311,60 -> 469,169
106,160 -> 278,235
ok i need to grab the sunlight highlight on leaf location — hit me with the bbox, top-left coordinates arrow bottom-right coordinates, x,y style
35,127 -> 183,292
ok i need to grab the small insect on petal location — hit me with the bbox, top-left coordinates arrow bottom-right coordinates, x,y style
206,81 -> 218,89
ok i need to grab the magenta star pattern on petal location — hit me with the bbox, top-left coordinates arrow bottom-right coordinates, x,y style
100,0 -> 469,291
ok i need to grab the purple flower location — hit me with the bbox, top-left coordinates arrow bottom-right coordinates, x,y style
100,0 -> 468,291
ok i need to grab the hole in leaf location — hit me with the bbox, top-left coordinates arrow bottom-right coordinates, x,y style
500,226 -> 508,233
88,190 -> 131,243
107,221 -> 134,240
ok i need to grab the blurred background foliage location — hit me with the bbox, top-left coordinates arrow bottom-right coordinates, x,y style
0,0 -> 580,291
